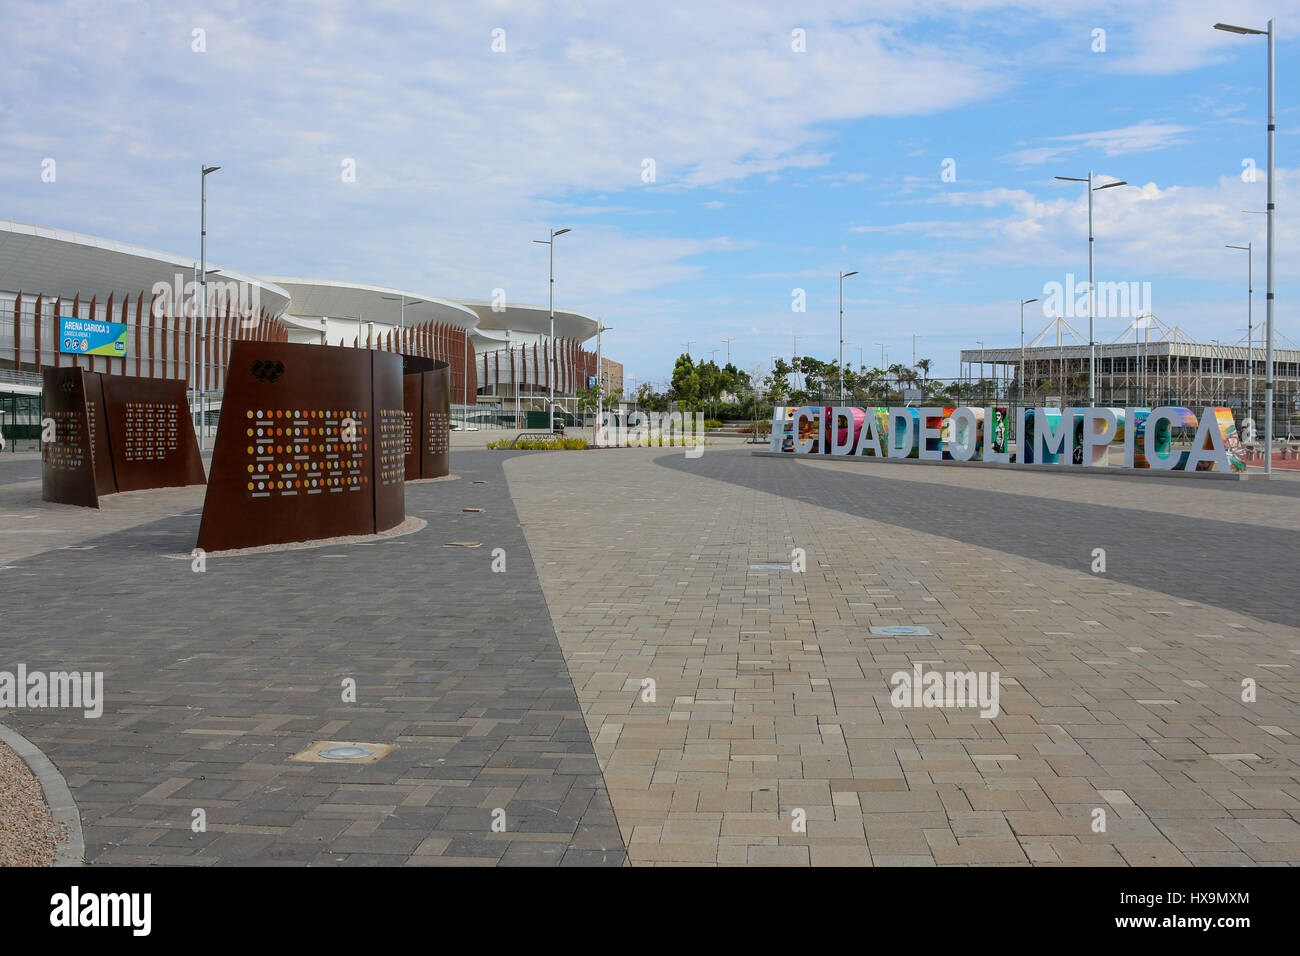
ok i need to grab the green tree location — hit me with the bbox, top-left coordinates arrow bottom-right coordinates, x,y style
671,353 -> 701,407
763,357 -> 793,406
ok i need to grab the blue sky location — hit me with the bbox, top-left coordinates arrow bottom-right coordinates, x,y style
1,0 -> 1295,388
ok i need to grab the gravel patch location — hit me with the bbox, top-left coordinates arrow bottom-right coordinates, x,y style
0,737 -> 65,867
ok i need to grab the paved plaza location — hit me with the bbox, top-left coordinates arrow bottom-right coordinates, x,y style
1,445 -> 1298,865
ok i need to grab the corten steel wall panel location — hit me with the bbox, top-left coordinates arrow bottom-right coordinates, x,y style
403,373 -> 422,481
197,341 -> 375,553
420,364 -> 451,479
81,372 -> 119,497
100,374 -> 205,492
41,366 -> 99,508
371,351 -> 406,533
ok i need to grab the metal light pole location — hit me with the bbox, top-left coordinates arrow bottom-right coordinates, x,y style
838,270 -> 858,402
1055,172 -> 1127,406
1216,18 -> 1276,475
1020,297 -> 1038,401
192,263 -> 221,433
533,227 -> 572,432
1227,242 -> 1254,431
199,164 -> 220,449
722,337 -> 735,366
382,294 -> 424,331
596,320 -> 611,431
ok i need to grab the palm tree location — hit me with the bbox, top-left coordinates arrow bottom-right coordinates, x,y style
914,358 -> 933,396
887,363 -> 906,398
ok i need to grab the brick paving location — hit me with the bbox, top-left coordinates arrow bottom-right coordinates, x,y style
3,442 -> 1297,866
506,446 -> 1299,866
0,449 -> 625,866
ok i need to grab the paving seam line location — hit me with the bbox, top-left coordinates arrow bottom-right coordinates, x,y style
0,721 -> 85,866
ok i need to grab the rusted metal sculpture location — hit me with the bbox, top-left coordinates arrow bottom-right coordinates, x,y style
41,367 -> 99,508
42,367 -> 204,507
196,341 -> 406,552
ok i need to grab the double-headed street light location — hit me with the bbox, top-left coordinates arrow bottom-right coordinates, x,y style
1216,18 -> 1276,477
1019,297 -> 1039,399
838,270 -> 858,402
1055,172 -> 1127,406
381,294 -> 424,330
533,227 -> 572,432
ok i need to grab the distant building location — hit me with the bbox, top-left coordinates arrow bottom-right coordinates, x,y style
600,358 -> 624,397
959,316 -> 1300,428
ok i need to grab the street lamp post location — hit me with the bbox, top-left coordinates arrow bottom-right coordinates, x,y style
382,294 -> 424,331
1216,18 -> 1276,476
533,227 -> 572,432
199,164 -> 220,449
1055,172 -> 1128,406
838,270 -> 858,402
1226,242 -> 1254,433
1020,297 -> 1038,402
596,320 -> 611,434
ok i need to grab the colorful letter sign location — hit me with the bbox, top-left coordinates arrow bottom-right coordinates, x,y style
767,405 -> 1246,474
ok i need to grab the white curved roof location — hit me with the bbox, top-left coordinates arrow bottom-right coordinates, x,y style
0,218 -> 291,315
454,299 -> 599,342
265,278 -> 479,332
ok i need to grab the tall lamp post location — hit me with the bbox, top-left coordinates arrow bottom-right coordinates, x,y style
1055,172 -> 1127,406
596,320 -> 611,433
1216,18 -> 1276,477
1226,242 -> 1254,433
533,227 -> 572,432
199,164 -> 220,449
191,264 -> 221,434
381,294 -> 423,331
1019,297 -> 1038,401
838,270 -> 858,402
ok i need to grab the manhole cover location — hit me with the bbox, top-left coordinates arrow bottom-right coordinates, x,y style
749,564 -> 789,570
868,626 -> 934,636
319,746 -> 374,760
463,507 -> 485,513
445,541 -> 482,548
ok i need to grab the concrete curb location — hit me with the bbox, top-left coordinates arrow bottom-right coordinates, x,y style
0,721 -> 85,866
750,450 -> 1249,481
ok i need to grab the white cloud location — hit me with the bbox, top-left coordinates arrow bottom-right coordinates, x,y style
1001,121 -> 1193,167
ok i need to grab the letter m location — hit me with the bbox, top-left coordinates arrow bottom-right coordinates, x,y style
1098,281 -> 1130,318
1035,409 -> 1072,463
53,672 -> 80,710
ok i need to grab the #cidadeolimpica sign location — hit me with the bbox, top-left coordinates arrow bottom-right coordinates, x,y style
768,405 -> 1247,473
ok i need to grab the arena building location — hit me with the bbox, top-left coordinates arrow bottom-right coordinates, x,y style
0,219 -> 611,442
